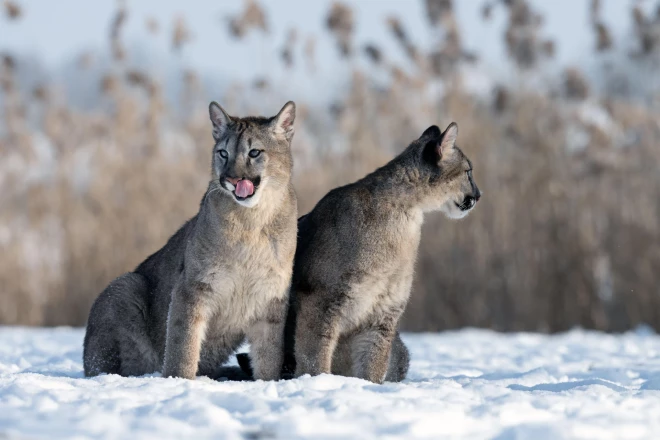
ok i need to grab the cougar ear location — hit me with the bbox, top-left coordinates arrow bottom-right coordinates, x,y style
209,102 -> 232,141
421,125 -> 441,139
271,101 -> 296,142
437,122 -> 458,157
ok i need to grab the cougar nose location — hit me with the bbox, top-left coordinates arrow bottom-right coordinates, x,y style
225,176 -> 241,186
474,188 -> 481,202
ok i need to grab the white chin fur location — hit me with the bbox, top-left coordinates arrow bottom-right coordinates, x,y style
440,200 -> 472,219
234,190 -> 262,208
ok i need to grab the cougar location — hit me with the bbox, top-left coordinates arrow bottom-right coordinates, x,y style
83,101 -> 298,381
237,122 -> 480,383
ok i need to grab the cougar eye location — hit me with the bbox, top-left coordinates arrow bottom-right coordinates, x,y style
248,149 -> 261,158
218,149 -> 228,159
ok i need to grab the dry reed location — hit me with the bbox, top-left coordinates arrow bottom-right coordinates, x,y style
1,1 -> 660,332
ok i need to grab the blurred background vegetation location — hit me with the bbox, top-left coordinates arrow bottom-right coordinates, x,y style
1,0 -> 660,331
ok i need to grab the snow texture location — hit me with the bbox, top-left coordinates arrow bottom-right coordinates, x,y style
1,327 -> 659,439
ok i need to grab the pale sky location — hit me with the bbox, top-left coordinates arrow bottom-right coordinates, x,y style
0,0 -> 636,102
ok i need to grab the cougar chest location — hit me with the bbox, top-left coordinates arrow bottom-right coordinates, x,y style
202,226 -> 291,330
337,211 -> 421,331
340,261 -> 415,332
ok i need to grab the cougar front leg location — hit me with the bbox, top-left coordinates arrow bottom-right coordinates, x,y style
246,297 -> 287,381
294,296 -> 341,377
351,318 -> 398,384
162,282 -> 209,380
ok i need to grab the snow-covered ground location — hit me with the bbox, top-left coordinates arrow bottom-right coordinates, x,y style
1,328 -> 660,439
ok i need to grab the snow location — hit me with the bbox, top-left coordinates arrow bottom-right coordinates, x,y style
1,327 -> 660,439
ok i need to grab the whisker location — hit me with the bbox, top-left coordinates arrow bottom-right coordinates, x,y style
203,180 -> 224,205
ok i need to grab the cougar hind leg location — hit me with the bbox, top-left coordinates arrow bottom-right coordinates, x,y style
83,272 -> 159,377
384,331 -> 409,382
330,335 -> 353,377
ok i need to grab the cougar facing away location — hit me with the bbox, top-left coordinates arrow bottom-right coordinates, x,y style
238,122 -> 480,383
83,102 -> 298,380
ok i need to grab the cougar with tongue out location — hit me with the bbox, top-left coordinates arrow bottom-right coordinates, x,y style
83,102 -> 298,381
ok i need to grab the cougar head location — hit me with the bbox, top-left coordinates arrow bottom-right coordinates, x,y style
417,123 -> 481,218
208,101 -> 295,208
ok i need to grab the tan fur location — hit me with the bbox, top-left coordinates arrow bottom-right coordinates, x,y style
288,123 -> 480,383
84,102 -> 298,381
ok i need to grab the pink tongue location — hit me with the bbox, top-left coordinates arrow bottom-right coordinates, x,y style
235,179 -> 254,198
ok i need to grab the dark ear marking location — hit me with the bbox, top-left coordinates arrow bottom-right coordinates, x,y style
209,102 -> 232,141
421,125 -> 441,139
422,138 -> 440,164
422,122 -> 458,164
